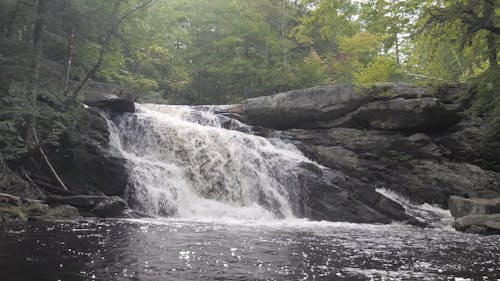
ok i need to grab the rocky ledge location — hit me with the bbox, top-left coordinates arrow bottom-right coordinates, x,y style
219,83 -> 500,232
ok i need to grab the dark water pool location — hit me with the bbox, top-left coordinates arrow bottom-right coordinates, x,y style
0,219 -> 499,280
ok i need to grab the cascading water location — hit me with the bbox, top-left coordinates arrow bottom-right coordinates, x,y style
106,104 -> 316,220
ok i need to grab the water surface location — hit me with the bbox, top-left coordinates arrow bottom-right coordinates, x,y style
1,219 -> 499,280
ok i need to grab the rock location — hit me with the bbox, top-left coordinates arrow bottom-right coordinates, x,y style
46,195 -> 129,218
348,98 -> 460,131
86,98 -> 135,113
91,197 -> 129,218
277,127 -> 500,208
46,204 -> 80,219
0,193 -> 79,222
225,83 -> 462,130
0,163 -> 41,199
453,214 -> 500,234
232,84 -> 369,129
285,164 -> 413,224
449,196 -> 500,218
46,109 -> 129,196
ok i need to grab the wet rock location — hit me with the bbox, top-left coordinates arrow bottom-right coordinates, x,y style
287,165 -> 413,224
278,127 -> 500,208
453,214 -> 500,235
46,195 -> 129,218
47,109 -> 129,196
449,196 -> 500,218
91,196 -> 129,218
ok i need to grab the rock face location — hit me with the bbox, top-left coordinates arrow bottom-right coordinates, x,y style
46,108 -> 130,197
449,196 -> 500,234
229,83 -> 460,131
285,163 -> 413,224
221,83 -> 500,222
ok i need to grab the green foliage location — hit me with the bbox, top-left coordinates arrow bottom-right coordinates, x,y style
0,0 -> 499,165
354,56 -> 399,87
465,65 -> 500,170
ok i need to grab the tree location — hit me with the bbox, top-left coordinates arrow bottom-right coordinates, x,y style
421,0 -> 499,71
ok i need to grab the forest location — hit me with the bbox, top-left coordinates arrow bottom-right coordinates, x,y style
0,0 -> 499,163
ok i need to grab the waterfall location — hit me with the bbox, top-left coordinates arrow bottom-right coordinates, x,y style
106,104 -> 316,220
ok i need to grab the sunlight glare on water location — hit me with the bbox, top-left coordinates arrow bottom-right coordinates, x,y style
0,219 -> 499,281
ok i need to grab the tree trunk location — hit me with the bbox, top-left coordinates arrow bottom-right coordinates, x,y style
63,23 -> 76,94
278,0 -> 288,67
487,32 -> 497,67
4,0 -> 21,38
395,33 -> 400,65
25,0 -> 47,149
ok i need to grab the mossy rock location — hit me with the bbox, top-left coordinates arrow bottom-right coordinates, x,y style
0,193 -> 80,222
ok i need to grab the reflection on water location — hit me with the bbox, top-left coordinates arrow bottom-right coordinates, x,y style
0,219 -> 499,281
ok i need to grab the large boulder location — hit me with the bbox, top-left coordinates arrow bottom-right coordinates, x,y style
449,196 -> 500,218
453,214 -> 500,234
225,83 -> 463,130
232,84 -> 369,129
46,109 -> 129,197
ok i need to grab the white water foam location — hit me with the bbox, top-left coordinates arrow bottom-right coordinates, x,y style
376,188 -> 454,229
107,104 -> 315,220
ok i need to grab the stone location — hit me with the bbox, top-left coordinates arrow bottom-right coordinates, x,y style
448,196 -> 500,218
453,214 -> 500,234
0,163 -> 41,199
349,98 -> 460,131
86,98 -> 135,113
46,195 -> 129,218
223,83 -> 462,131
47,204 -> 80,219
278,127 -> 500,208
285,164 -> 413,224
47,109 -> 129,196
91,197 -> 129,218
232,84 -> 369,129
0,193 -> 80,222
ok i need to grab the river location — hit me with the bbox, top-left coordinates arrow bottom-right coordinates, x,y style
0,218 -> 499,280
